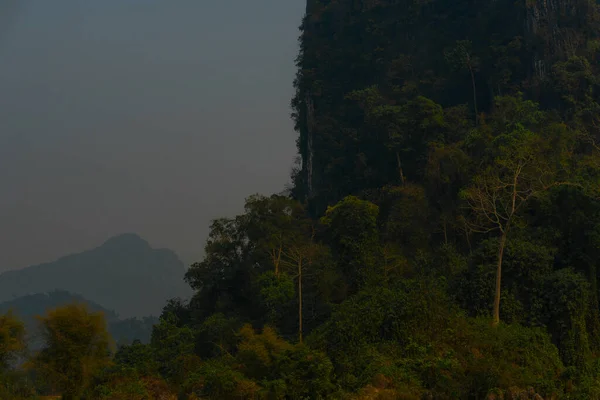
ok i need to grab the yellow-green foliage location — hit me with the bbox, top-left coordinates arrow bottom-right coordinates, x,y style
28,304 -> 113,399
237,324 -> 292,379
180,359 -> 261,400
91,373 -> 175,400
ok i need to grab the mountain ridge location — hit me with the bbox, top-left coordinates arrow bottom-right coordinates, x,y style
0,289 -> 158,346
0,233 -> 192,318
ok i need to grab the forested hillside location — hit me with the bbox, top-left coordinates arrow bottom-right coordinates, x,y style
5,0 -> 600,399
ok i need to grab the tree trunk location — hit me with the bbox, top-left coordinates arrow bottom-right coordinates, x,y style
443,220 -> 448,245
463,218 -> 472,255
274,244 -> 282,278
588,263 -> 600,353
469,64 -> 478,125
396,151 -> 405,186
305,93 -> 315,198
493,231 -> 507,326
298,259 -> 303,344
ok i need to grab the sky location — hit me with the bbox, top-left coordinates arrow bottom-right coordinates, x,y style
0,0 -> 304,272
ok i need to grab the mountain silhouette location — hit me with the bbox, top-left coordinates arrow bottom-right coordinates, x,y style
0,233 -> 192,317
0,289 -> 120,323
0,290 -> 158,347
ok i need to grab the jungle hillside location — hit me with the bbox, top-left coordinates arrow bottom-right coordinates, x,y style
5,0 -> 600,398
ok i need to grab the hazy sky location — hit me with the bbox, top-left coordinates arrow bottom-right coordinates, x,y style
0,0 -> 304,271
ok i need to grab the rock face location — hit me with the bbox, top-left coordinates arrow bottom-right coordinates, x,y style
525,0 -> 597,76
292,0 -> 599,211
0,233 -> 193,318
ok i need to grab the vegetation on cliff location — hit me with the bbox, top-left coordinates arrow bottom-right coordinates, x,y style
5,0 -> 600,398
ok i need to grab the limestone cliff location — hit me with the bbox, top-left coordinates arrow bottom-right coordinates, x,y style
291,0 -> 600,211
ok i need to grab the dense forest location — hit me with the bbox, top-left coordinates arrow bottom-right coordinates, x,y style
5,0 -> 600,398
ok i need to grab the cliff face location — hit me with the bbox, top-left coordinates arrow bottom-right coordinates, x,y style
525,0 -> 598,77
291,0 -> 600,212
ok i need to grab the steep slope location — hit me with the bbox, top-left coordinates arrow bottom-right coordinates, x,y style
0,234 -> 192,318
292,0 -> 600,212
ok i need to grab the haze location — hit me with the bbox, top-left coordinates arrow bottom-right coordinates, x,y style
0,0 -> 303,272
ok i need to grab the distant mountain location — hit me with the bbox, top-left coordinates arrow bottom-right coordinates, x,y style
0,289 -> 119,323
0,233 -> 193,318
0,290 -> 158,346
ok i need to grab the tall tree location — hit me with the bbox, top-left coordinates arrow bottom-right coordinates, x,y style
29,304 -> 112,400
320,196 -> 381,291
243,194 -> 308,278
0,311 -> 25,371
461,96 -> 577,325
445,40 -> 480,124
280,226 -> 328,344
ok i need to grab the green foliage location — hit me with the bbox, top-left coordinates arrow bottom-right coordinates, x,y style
160,322 -> 338,399
113,339 -> 158,376
0,311 -> 26,371
458,236 -> 556,324
256,271 -> 295,324
309,278 -> 458,390
321,196 -> 381,288
274,344 -> 336,399
540,268 -> 592,369
196,312 -> 241,358
374,184 -> 432,253
181,359 -> 260,400
150,312 -> 196,385
460,318 -> 564,398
